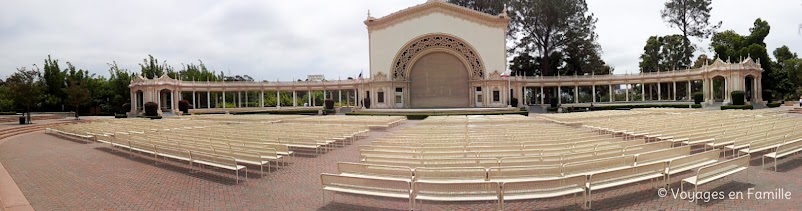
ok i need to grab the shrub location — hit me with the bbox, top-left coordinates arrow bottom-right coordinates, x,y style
144,102 -> 159,116
767,102 -> 781,108
549,97 -> 558,108
121,103 -> 131,114
762,90 -> 774,102
0,112 -> 16,115
546,107 -> 558,113
324,99 -> 335,109
114,113 -> 127,118
693,92 -> 704,104
721,105 -> 753,110
363,98 -> 371,109
730,91 -> 745,105
322,109 -> 336,115
510,98 -> 519,107
178,100 -> 190,114
691,104 -> 702,108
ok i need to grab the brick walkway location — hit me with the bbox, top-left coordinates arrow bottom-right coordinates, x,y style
1,120 -> 802,210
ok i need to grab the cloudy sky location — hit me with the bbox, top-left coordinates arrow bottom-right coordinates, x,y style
1,0 -> 801,80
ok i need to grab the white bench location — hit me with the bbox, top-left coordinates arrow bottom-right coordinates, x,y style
154,145 -> 192,167
636,145 -> 690,166
665,150 -> 720,187
190,151 -> 247,184
412,181 -> 499,210
763,139 -> 802,171
487,165 -> 562,182
586,162 -> 665,209
680,155 -> 749,193
500,175 -> 586,210
336,162 -> 413,182
414,167 -> 487,182
320,173 -> 412,209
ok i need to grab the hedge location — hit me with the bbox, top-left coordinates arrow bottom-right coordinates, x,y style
0,112 -> 16,115
693,92 -> 704,104
232,109 -> 320,115
564,104 -> 700,111
144,102 -> 159,116
720,105 -> 753,110
346,111 -> 528,120
178,100 -> 190,113
731,91 -> 745,105
114,114 -> 127,118
767,102 -> 781,108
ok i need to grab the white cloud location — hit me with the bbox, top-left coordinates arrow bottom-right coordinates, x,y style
1,0 -> 800,80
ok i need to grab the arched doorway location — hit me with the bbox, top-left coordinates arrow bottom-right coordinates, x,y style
135,90 -> 144,112
160,89 -> 173,111
745,75 -> 756,102
409,52 -> 470,108
712,76 -> 726,102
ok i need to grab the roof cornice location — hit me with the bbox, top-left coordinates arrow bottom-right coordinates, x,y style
364,0 -> 509,32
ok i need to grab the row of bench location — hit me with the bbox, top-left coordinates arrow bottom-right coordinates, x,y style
323,153 -> 749,209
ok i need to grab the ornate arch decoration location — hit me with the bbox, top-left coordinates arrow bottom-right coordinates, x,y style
391,34 -> 485,81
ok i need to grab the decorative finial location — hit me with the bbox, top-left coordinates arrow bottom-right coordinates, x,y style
366,9 -> 375,21
499,4 -> 508,18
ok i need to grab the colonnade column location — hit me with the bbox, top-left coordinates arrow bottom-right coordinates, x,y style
687,81 -> 692,101
673,81 -> 677,101
245,91 -> 249,107
276,90 -> 281,108
657,82 -> 662,101
592,85 -> 596,103
222,91 -> 226,108
192,91 -> 196,109
557,86 -> 562,105
207,92 -> 211,108
293,91 -> 297,107
338,89 -> 342,107
130,90 -> 136,113
540,86 -> 545,105
574,85 -> 579,104
608,84 -> 613,102
641,83 -> 646,102
260,90 -> 264,107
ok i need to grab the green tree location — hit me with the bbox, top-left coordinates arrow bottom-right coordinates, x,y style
0,81 -> 13,112
63,78 -> 89,119
661,0 -> 721,66
139,55 -> 172,79
659,34 -> 694,70
447,0 -> 507,16
5,67 -> 44,123
692,54 -> 713,68
774,46 -> 798,64
771,46 -> 800,100
108,62 -> 133,111
450,0 -> 607,77
710,19 -> 774,100
509,53 -> 538,76
639,36 -> 663,72
42,55 -> 66,110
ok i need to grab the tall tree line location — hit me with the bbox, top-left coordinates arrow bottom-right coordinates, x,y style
448,0 -> 613,77
0,55 -> 225,115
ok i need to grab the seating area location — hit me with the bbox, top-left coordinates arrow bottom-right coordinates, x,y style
321,113 -> 761,209
46,115 -> 405,183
